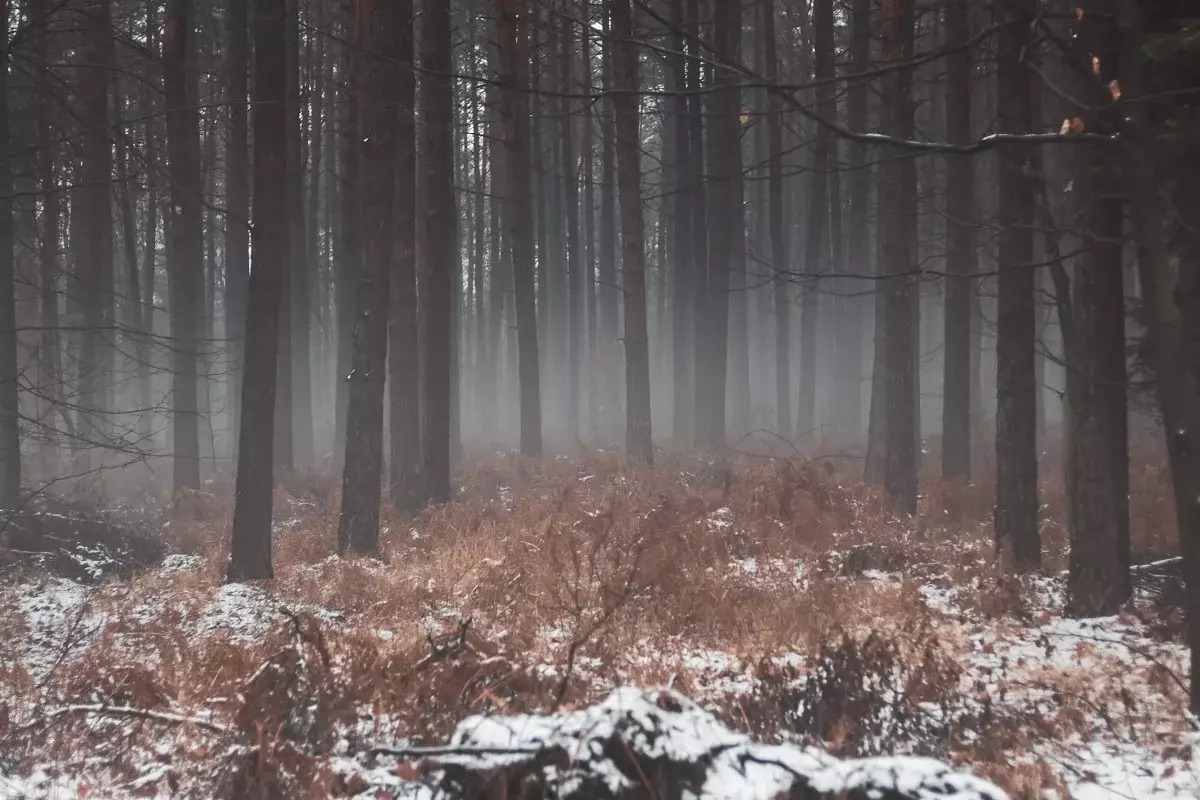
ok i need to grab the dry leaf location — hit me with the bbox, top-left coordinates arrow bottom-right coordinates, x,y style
395,761 -> 419,781
1069,117 -> 1086,134
1109,79 -> 1122,100
1060,117 -> 1072,135
1092,55 -> 1101,75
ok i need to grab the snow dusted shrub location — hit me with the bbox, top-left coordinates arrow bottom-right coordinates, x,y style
222,610 -> 350,799
751,621 -> 962,757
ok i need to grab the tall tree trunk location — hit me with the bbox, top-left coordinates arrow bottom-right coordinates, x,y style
78,0 -> 114,458
697,0 -> 739,450
338,0 -> 401,554
1113,0 -> 1200,705
388,0 -> 420,512
286,1 -> 312,468
763,0 -> 789,441
798,0 -> 832,438
994,0 -> 1040,568
225,0 -> 249,452
561,11 -> 582,440
35,0 -> 64,458
0,0 -> 19,505
941,0 -> 972,482
669,0 -> 692,444
688,0 -> 708,447
164,0 -> 203,492
141,1 -> 158,438
611,0 -> 652,466
496,0 -> 542,457
229,0 -> 288,581
1066,143 -> 1130,615
421,0 -> 455,503
305,11 -> 326,456
334,0 -> 360,472
597,6 -> 619,438
880,0 -> 918,513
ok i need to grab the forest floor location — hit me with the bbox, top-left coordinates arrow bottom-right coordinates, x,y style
0,450 -> 1195,799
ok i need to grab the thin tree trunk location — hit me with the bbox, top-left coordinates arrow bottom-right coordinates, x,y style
941,0 -> 972,482
286,1 -> 311,468
229,0 -> 288,581
798,0 -> 832,438
421,0 -> 455,503
670,0 -> 693,444
338,0 -> 401,554
597,5 -> 619,438
496,0 -> 542,457
697,0 -> 739,450
880,0 -> 918,513
388,0 -> 420,511
994,0 -> 1040,568
610,0 -> 652,466
0,0 -> 19,504
334,0 -> 360,472
78,0 -> 114,458
560,11 -> 582,440
164,0 -> 203,492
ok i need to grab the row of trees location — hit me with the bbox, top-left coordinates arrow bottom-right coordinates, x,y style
0,0 -> 1197,704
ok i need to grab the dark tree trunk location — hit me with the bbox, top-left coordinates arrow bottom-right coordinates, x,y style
225,0 -> 249,453
285,3 -> 312,469
1110,0 -> 1200,707
880,0 -> 918,514
941,0 -> 972,482
79,0 -> 114,456
497,0 -> 542,457
669,0 -> 692,444
35,0 -> 64,455
597,6 -> 619,438
0,0 -> 19,505
697,0 -> 740,451
610,0 -> 653,466
164,0 -> 204,493
1066,150 -> 1130,615
229,0 -> 289,581
421,0 -> 455,503
994,0 -> 1040,568
337,0 -> 402,554
763,0 -> 789,441
687,0 -> 708,447
798,0 -> 832,439
561,12 -> 583,440
334,0 -> 361,472
141,1 -> 158,435
389,0 -> 420,512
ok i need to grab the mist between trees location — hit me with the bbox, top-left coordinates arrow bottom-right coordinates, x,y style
0,0 -> 1198,705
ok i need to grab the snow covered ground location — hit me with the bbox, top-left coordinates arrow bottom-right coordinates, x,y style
0,491 -> 1195,799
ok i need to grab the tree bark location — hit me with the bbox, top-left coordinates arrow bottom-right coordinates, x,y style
665,0 -> 692,444
337,0 -> 403,554
496,0 -> 542,457
994,0 -> 1040,568
164,0 -> 204,493
78,0 -> 114,458
697,0 -> 739,451
941,0 -> 973,482
225,0 -> 250,454
334,0 -> 361,472
388,0 -> 420,513
561,11 -> 583,441
421,0 -> 455,503
610,0 -> 653,466
229,0 -> 289,581
798,0 -> 832,440
880,0 -> 918,514
0,0 -> 19,505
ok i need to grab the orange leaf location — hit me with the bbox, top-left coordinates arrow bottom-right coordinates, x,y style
1092,55 -> 1101,75
1075,6 -> 1084,20
1109,79 -> 1122,100
395,761 -> 420,781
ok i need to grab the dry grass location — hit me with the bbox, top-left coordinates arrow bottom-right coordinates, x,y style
0,443 -> 1186,798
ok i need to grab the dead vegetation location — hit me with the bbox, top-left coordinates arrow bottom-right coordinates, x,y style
0,448 -> 1191,798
